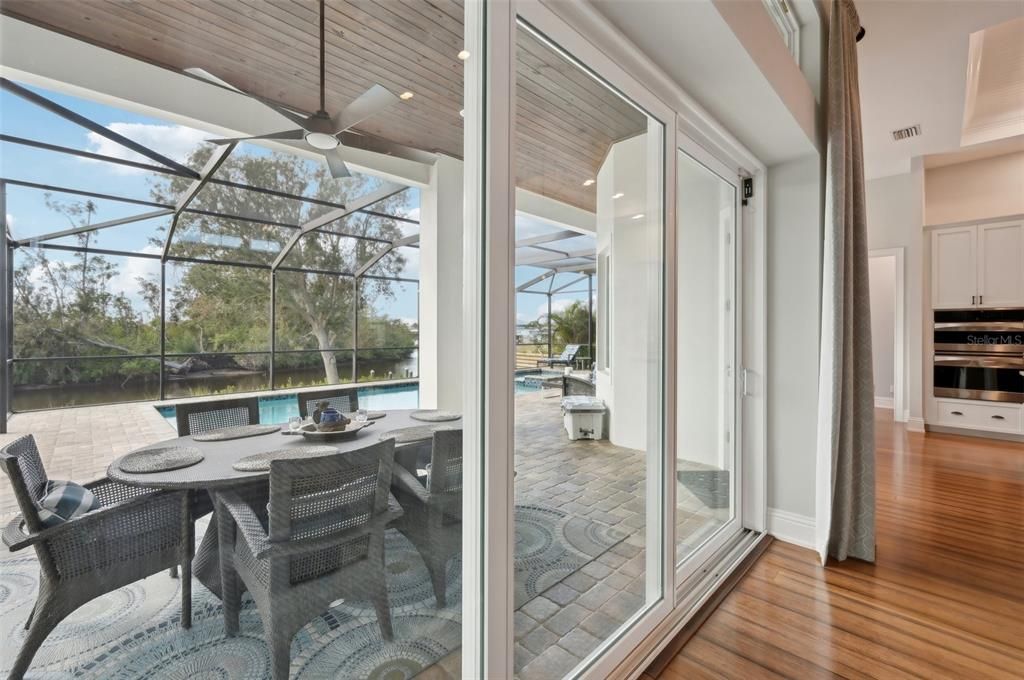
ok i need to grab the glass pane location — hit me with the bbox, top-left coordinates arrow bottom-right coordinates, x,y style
358,279 -> 418,349
272,349 -> 355,390
12,249 -> 161,358
12,356 -> 160,410
4,183 -> 165,242
676,151 -> 737,564
164,261 -> 270,353
162,352 -> 270,400
513,20 -> 662,676
275,270 -> 355,351
168,214 -> 291,265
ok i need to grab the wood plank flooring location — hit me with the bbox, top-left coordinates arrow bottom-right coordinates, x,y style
648,411 -> 1024,679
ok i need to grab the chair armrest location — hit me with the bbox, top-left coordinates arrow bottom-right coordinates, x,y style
255,507 -> 402,560
2,489 -> 188,553
216,489 -> 270,558
392,465 -> 430,506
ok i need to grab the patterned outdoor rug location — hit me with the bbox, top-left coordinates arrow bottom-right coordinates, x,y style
0,504 -> 626,679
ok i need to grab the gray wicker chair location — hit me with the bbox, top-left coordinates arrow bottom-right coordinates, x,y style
294,387 -> 359,420
216,439 -> 401,680
0,435 -> 192,680
391,428 -> 462,608
174,396 -> 260,436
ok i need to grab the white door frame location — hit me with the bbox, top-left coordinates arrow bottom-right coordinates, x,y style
869,248 -> 906,422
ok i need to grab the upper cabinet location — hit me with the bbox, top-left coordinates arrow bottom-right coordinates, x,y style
932,221 -> 1024,309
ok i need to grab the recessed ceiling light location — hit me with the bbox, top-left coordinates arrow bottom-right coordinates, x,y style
631,213 -> 644,220
582,179 -> 595,186
612,192 -> 624,199
400,91 -> 414,100
458,50 -> 471,60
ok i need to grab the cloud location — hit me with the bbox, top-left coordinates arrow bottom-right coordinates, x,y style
535,296 -> 578,320
84,122 -> 209,174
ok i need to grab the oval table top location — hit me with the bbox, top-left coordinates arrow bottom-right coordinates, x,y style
107,409 -> 461,490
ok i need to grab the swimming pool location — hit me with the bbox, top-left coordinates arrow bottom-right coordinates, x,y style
514,369 -> 565,393
156,382 -> 420,431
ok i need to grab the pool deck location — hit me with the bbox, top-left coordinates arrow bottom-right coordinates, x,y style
0,387 -> 726,678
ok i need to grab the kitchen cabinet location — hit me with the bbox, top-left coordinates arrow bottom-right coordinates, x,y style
932,221 -> 1023,309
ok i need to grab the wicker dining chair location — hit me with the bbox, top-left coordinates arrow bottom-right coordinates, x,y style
216,439 -> 400,680
0,435 -> 193,680
174,396 -> 261,437
295,387 -> 360,420
391,428 -> 462,608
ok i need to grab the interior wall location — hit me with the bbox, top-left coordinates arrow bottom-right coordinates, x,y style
766,154 -> 822,524
865,170 -> 924,425
925,151 -> 1024,226
869,255 -> 896,405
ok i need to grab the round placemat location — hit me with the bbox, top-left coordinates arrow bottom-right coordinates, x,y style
409,410 -> 461,422
378,425 -> 440,444
345,410 -> 387,421
193,424 -> 281,442
119,447 -> 204,474
232,445 -> 338,472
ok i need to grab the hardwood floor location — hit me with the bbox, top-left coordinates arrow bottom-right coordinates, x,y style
648,411 -> 1024,679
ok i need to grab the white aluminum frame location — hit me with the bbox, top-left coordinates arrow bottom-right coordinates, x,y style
465,1 -> 768,677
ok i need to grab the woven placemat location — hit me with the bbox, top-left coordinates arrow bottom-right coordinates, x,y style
378,425 -> 441,444
409,410 -> 461,422
193,424 -> 281,442
120,447 -> 204,474
232,445 -> 339,472
345,410 -> 387,421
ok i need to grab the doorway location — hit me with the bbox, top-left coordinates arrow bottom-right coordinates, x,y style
868,248 -> 905,421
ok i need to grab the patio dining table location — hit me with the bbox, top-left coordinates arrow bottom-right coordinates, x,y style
106,409 -> 461,599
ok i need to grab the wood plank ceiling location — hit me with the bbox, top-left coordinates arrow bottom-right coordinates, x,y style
1,0 -> 648,212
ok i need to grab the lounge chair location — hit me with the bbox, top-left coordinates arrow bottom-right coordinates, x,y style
536,343 -> 582,368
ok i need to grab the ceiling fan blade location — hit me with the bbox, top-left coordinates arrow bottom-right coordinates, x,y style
186,66 -> 312,130
323,148 -> 352,178
331,84 -> 400,134
185,67 -> 244,93
206,129 -> 306,145
336,131 -> 435,164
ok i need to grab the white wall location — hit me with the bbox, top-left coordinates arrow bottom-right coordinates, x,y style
766,154 -> 821,526
925,151 -> 1024,226
869,255 -> 896,406
865,169 -> 924,426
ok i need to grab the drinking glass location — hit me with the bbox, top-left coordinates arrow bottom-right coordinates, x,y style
356,408 -> 368,423
288,416 -> 302,432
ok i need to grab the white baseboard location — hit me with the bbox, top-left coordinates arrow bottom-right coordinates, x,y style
874,396 -> 893,409
906,416 -> 925,432
766,508 -> 815,550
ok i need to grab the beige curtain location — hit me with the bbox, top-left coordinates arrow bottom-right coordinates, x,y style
814,0 -> 875,564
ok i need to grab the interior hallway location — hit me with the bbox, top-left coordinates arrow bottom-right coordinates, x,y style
647,410 -> 1023,679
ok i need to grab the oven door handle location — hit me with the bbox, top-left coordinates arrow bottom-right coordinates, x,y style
934,322 -> 1024,331
934,355 -> 1024,368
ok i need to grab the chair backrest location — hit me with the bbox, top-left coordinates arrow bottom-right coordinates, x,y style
428,428 -> 463,496
0,435 -> 48,534
295,387 -> 359,419
561,344 -> 581,360
268,439 -> 394,543
175,397 -> 260,436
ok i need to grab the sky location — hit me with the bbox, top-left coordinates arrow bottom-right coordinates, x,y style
1,79 -> 592,332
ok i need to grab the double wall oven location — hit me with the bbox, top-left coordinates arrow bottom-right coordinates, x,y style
933,308 -> 1024,404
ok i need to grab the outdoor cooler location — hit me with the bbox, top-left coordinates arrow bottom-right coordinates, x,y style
561,396 -> 606,441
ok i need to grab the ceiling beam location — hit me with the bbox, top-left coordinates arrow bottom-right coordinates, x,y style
515,229 -> 579,248
161,142 -> 238,260
19,208 -> 175,245
516,247 -> 596,267
551,274 -> 588,294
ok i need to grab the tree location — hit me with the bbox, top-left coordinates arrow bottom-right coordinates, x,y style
150,145 -> 413,383
544,300 -> 594,354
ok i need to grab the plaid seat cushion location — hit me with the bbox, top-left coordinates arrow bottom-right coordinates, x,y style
37,480 -> 101,528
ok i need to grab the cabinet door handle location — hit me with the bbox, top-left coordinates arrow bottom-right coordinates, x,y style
971,295 -> 976,305
950,410 -> 964,416
991,415 -> 1005,420
979,295 -> 983,305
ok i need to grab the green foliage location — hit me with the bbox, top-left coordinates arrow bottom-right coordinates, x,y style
545,300 -> 594,356
12,148 -> 419,401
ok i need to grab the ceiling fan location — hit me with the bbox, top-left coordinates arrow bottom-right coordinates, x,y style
186,0 -> 426,178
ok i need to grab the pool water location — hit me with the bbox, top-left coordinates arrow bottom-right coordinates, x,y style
514,369 -> 565,393
156,383 -> 420,431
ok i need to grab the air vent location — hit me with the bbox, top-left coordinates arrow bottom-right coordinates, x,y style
891,124 -> 922,141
